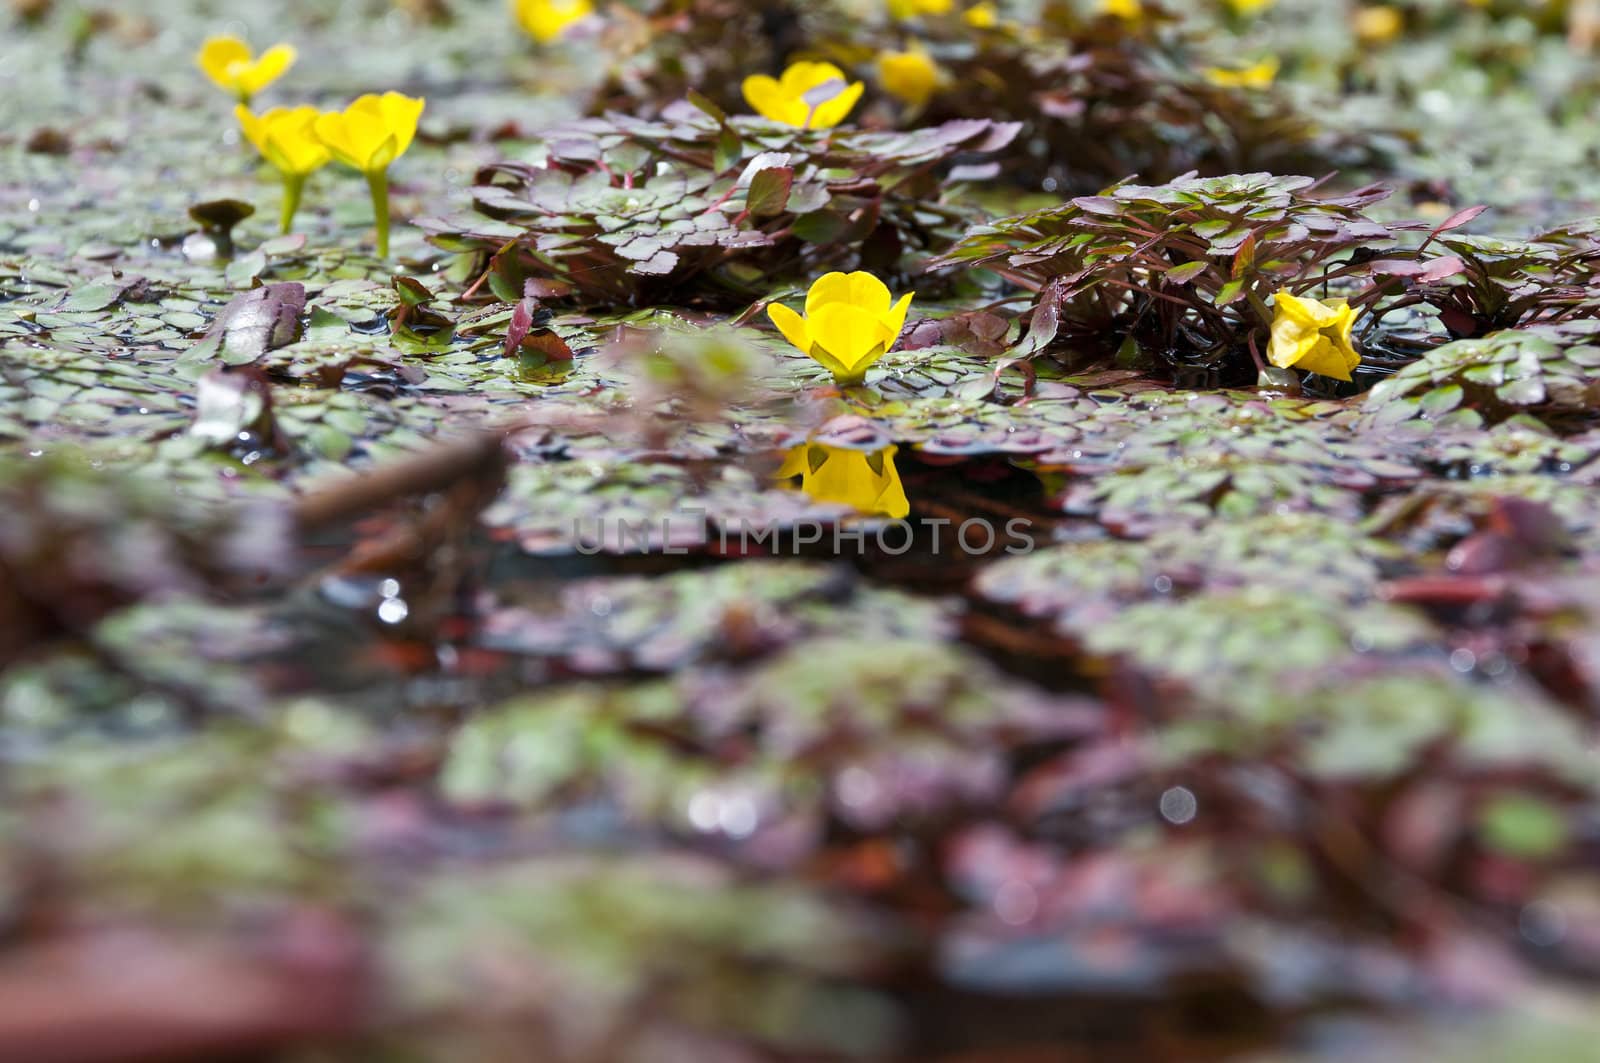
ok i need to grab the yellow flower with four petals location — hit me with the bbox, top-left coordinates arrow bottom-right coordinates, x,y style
768,272 -> 914,385
742,62 -> 864,129
235,105 -> 329,233
1267,290 -> 1362,381
779,444 -> 911,519
313,92 -> 426,258
196,36 -> 296,105
513,0 -> 594,43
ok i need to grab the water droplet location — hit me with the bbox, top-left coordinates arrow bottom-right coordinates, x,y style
377,597 -> 409,624
718,795 -> 758,838
1519,901 -> 1566,947
379,578 -> 402,599
994,879 -> 1038,926
1449,648 -> 1477,673
1160,786 -> 1198,825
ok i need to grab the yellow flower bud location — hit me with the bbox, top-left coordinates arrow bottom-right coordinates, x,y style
1267,290 -> 1362,381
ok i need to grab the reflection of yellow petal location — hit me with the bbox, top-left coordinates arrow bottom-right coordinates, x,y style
776,444 -> 811,480
197,36 -> 250,91
809,302 -> 886,375
790,445 -> 910,519
767,302 -> 811,354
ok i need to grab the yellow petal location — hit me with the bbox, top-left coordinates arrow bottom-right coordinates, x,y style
1290,336 -> 1355,381
742,74 -> 804,126
810,80 -> 864,129
378,91 -> 426,161
880,291 -> 914,345
805,272 -> 854,316
1267,314 -> 1317,370
197,36 -> 250,91
234,104 -> 269,155
767,302 -> 811,354
514,0 -> 594,42
878,49 -> 942,107
809,302 -> 887,376
237,43 -> 296,98
262,106 -> 329,176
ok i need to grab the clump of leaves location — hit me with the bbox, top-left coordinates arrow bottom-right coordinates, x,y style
1372,218 -> 1600,340
1365,320 -> 1600,430
934,173 -> 1444,380
421,102 -> 1018,306
587,0 -> 834,119
908,2 -> 1359,194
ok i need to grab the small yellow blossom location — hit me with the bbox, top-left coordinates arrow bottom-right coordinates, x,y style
1353,5 -> 1404,45
1221,0 -> 1276,16
1204,56 -> 1280,89
742,62 -> 864,129
313,92 -> 425,258
235,105 -> 328,233
196,36 -> 296,105
779,444 -> 910,519
512,0 -> 593,43
768,271 -> 914,385
888,0 -> 953,18
877,47 -> 943,108
1099,0 -> 1142,20
1268,290 -> 1362,381
964,2 -> 998,28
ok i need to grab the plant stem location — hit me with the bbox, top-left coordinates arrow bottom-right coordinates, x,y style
367,169 -> 391,259
279,174 -> 305,235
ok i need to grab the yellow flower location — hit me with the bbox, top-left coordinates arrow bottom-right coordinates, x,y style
512,0 -> 593,43
1354,5 -> 1404,45
1204,56 -> 1280,89
313,92 -> 425,175
964,2 -> 999,28
768,272 -> 913,385
1267,290 -> 1362,381
1099,0 -> 1142,19
778,444 -> 910,519
888,0 -> 953,18
236,105 -> 328,178
235,105 -> 329,233
877,47 -> 943,107
196,36 -> 297,104
1221,0 -> 1275,15
742,62 -> 864,129
313,92 -> 425,258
